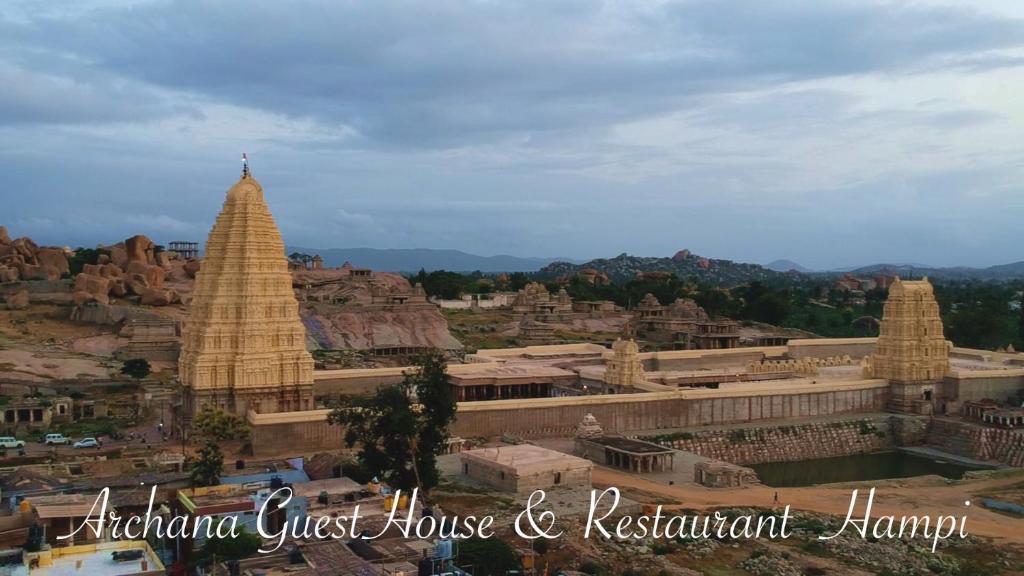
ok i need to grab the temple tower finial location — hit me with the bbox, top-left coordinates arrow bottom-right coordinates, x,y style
241,153 -> 250,178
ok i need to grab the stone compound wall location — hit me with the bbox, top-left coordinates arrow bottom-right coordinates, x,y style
451,383 -> 888,439
639,416 -> 906,466
927,419 -> 1024,467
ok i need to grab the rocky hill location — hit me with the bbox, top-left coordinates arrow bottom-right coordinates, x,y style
1,227 -> 463,359
539,250 -> 791,285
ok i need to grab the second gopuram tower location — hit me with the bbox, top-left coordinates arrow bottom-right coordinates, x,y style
863,277 -> 951,414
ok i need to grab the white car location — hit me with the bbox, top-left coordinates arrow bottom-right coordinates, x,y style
73,438 -> 101,449
43,433 -> 71,446
0,437 -> 26,449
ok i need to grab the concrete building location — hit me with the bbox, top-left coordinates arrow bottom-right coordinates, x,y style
460,444 -> 592,493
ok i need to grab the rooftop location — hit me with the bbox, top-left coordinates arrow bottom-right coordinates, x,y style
461,444 -> 592,475
585,436 -> 675,455
26,541 -> 163,576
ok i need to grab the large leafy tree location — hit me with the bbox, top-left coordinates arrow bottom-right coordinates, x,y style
193,528 -> 261,567
190,440 -> 224,487
328,350 -> 456,494
120,358 -> 151,381
192,407 -> 251,442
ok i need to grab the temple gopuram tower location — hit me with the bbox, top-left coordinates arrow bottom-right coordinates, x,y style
863,277 -> 950,414
179,162 -> 314,420
605,338 -> 645,390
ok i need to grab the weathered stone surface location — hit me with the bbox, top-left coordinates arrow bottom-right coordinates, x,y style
16,262 -> 46,281
124,234 -> 156,265
139,287 -> 178,306
82,263 -> 102,276
74,273 -> 111,304
183,259 -> 201,278
36,247 -> 69,277
644,417 -> 896,466
100,263 -> 123,278
108,277 -> 127,297
107,244 -> 128,268
155,251 -> 176,268
12,237 -> 37,260
0,265 -> 19,283
0,226 -> 9,244
6,289 -> 29,310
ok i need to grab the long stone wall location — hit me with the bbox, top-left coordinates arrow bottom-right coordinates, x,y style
250,380 -> 890,454
638,416 -> 899,466
450,381 -> 889,439
927,419 -> 1024,467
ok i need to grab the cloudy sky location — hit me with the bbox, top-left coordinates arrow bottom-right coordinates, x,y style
2,0 -> 1023,269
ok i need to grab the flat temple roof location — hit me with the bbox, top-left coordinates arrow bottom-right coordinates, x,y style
587,436 -> 675,455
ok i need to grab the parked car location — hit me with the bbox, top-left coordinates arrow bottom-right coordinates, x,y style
73,438 -> 101,449
42,433 -> 71,446
0,437 -> 26,449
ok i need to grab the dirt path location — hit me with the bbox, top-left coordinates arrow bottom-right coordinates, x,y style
592,467 -> 1024,544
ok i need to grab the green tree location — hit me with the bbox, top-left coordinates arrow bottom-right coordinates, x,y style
457,537 -> 522,576
192,407 -> 251,442
68,247 -> 103,276
120,358 -> 151,381
193,528 -> 261,567
190,440 -> 224,487
328,350 -> 456,494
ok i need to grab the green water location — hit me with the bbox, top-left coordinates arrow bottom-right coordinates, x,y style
751,451 -> 981,487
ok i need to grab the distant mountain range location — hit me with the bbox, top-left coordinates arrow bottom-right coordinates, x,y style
767,258 -> 1024,281
833,261 -> 1024,281
285,246 -> 1024,281
286,247 -> 581,273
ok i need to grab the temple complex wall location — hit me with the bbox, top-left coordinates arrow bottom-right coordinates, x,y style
449,382 -> 888,438
786,338 -> 877,360
643,348 -> 781,372
249,379 -> 889,454
944,371 -> 1024,407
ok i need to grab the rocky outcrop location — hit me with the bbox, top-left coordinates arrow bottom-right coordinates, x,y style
6,289 -> 29,310
73,273 -> 111,305
124,234 -> 157,265
183,259 -> 201,278
139,287 -> 179,306
70,234 -> 186,307
302,307 -> 462,351
0,228 -> 70,283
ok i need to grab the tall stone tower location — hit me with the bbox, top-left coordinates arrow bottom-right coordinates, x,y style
863,277 -> 950,413
605,338 -> 645,389
179,167 -> 314,419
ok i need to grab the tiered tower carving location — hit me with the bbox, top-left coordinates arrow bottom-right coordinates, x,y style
864,277 -> 950,384
179,169 -> 314,419
605,338 -> 645,389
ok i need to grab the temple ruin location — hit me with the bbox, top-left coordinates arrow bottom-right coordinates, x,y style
632,293 -> 740,349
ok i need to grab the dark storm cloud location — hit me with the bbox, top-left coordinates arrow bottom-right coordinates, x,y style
4,0 -> 1022,142
2,0 -> 1024,267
